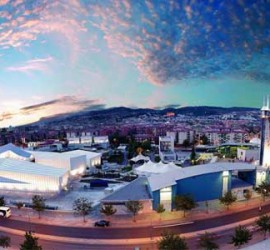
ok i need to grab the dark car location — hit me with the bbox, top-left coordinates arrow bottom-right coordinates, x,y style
94,220 -> 110,227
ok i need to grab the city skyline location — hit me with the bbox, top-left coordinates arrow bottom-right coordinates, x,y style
1,0 -> 270,127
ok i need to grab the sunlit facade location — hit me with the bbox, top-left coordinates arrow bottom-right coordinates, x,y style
0,158 -> 68,193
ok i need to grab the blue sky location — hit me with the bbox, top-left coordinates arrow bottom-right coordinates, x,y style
1,0 -> 270,126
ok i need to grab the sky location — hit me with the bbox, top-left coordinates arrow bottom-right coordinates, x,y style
1,0 -> 270,127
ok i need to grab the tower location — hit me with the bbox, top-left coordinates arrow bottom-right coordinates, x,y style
260,95 -> 270,167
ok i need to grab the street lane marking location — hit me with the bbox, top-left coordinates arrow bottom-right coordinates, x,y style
153,222 -> 194,228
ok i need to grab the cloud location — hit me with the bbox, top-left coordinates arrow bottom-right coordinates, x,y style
0,96 -> 105,126
89,0 -> 270,85
6,56 -> 53,74
0,0 -> 88,62
0,0 -> 9,6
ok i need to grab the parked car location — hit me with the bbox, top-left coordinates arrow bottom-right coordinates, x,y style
94,220 -> 110,227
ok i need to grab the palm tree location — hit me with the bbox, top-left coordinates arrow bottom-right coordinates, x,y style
230,225 -> 252,248
0,235 -> 11,249
256,181 -> 270,202
100,204 -> 117,219
158,231 -> 188,250
197,232 -> 219,250
256,215 -> 270,239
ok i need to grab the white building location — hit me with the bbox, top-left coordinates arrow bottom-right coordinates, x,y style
178,130 -> 194,144
0,143 -> 34,161
28,141 -> 63,152
166,131 -> 177,143
0,158 -> 68,193
93,136 -> 109,149
159,136 -> 176,162
30,151 -> 86,176
237,148 -> 260,162
61,150 -> 101,168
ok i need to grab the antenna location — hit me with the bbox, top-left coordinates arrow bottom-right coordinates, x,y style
267,95 -> 270,109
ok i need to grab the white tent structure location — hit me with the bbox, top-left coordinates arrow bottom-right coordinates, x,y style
135,161 -> 180,176
130,154 -> 150,163
0,158 -> 69,193
30,151 -> 86,176
0,143 -> 34,161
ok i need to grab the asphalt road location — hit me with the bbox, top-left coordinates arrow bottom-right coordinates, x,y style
2,226 -> 262,250
1,203 -> 269,240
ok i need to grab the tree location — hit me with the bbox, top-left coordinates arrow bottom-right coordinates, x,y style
156,204 -> 166,221
16,201 -> 24,216
243,190 -> 252,206
174,195 -> 197,217
125,200 -> 143,222
182,139 -> 190,148
219,191 -> 237,210
200,135 -> 209,145
256,215 -> 270,239
197,232 -> 219,250
0,196 -> 5,206
158,231 -> 188,250
32,195 -> 45,219
20,231 -> 42,250
100,204 -> 117,219
230,225 -> 252,248
256,181 -> 270,202
155,155 -> 161,163
73,197 -> 92,222
190,146 -> 196,165
0,235 -> 11,249
141,140 -> 151,151
16,201 -> 24,210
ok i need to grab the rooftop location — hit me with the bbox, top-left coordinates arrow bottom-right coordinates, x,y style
148,162 -> 256,191
0,158 -> 67,177
101,177 -> 152,202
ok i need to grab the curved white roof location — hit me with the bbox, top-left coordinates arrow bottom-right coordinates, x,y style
130,154 -> 150,162
0,143 -> 33,159
0,158 -> 67,178
148,162 -> 256,191
61,150 -> 101,158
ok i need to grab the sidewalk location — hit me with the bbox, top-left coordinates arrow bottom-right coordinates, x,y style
9,196 -> 268,228
1,197 -> 269,250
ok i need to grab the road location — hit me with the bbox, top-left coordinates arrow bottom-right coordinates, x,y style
1,203 -> 268,239
2,226 -> 263,250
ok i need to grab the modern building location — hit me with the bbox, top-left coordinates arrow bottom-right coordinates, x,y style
27,141 -> 63,152
29,151 -> 86,176
178,130 -> 194,144
148,162 -> 257,211
61,150 -> 101,168
237,148 -> 260,162
0,143 -> 34,161
0,158 -> 68,193
159,136 -> 176,162
260,96 -> 270,167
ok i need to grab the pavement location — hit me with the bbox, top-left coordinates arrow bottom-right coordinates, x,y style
8,196 -> 266,228
1,196 -> 269,250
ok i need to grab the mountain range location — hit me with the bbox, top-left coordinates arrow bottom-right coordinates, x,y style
28,106 -> 259,127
